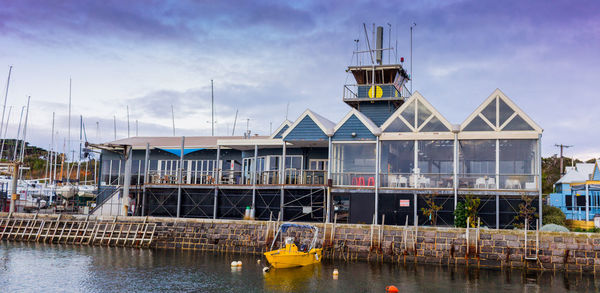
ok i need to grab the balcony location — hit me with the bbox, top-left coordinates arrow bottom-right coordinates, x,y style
343,83 -> 410,105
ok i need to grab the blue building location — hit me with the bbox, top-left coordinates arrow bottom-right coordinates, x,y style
92,27 -> 543,228
549,161 -> 600,223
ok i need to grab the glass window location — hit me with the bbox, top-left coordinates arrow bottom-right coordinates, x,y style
418,140 -> 454,174
420,116 -> 449,132
400,100 -> 415,127
463,116 -> 493,131
332,143 -> 376,173
503,115 -> 534,131
459,140 -> 496,174
416,100 -> 432,128
481,100 -> 497,126
380,141 -> 414,173
499,139 -> 536,174
386,117 -> 412,132
498,98 -> 514,126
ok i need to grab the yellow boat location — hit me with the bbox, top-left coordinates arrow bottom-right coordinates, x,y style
264,223 -> 322,269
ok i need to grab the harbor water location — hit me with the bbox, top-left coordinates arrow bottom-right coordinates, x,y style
1,242 -> 599,292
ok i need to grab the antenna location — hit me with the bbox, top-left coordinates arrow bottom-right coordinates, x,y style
246,118 -> 250,135
232,109 -> 238,136
211,79 -> 214,136
554,144 -> 573,175
362,23 -> 375,64
96,121 -> 99,142
354,39 -> 360,65
410,23 -> 416,93
171,104 -> 175,136
135,119 -> 138,136
285,102 -> 290,120
270,122 -> 273,135
387,23 -> 392,64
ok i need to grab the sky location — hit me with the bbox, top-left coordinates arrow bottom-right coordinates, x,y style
0,0 -> 599,160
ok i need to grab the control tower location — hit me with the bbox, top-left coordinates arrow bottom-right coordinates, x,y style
343,25 -> 411,126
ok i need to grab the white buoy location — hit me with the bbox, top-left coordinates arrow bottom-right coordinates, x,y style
333,269 -> 339,276
257,259 -> 261,264
262,267 -> 270,273
237,261 -> 243,267
231,261 -> 237,267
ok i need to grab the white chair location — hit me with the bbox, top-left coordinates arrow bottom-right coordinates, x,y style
398,176 -> 408,187
389,175 -> 399,187
418,176 -> 431,188
475,177 -> 487,189
409,174 -> 419,187
487,178 -> 496,189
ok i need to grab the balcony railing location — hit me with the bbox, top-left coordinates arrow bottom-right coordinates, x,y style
343,83 -> 411,100
458,174 -> 538,190
380,173 -> 454,189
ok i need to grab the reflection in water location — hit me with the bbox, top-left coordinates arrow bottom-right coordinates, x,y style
264,264 -> 322,292
0,242 -> 599,292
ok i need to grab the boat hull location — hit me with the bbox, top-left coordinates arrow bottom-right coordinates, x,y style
264,247 -> 322,269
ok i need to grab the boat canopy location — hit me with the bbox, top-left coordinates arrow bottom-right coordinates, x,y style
280,223 -> 316,233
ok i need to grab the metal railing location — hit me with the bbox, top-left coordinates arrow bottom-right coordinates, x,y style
343,83 -> 411,100
457,174 -> 538,190
380,173 -> 454,188
330,172 -> 377,187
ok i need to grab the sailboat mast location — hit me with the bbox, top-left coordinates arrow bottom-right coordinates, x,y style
20,96 -> 30,162
0,66 -> 12,159
12,106 -> 24,161
77,115 -> 82,183
50,112 -> 55,182
0,106 -> 12,159
68,78 -> 72,162
211,79 -> 214,136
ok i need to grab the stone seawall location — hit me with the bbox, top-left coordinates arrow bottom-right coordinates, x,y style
2,212 -> 600,273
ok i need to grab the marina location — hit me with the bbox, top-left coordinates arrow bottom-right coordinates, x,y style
1,1 -> 599,291
1,241 -> 598,292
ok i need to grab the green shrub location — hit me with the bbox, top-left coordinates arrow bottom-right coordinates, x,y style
454,202 -> 467,228
542,205 -> 566,227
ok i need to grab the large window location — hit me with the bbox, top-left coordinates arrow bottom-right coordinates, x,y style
418,140 -> 453,174
332,143 -> 376,186
459,140 -> 496,174
499,139 -> 537,189
380,141 -> 414,173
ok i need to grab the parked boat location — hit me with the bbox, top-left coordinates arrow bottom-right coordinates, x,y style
264,223 -> 322,269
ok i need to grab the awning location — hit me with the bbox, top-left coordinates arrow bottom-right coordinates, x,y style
571,184 -> 600,191
157,148 -> 205,157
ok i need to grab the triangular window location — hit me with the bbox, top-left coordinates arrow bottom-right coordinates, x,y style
386,117 -> 413,132
498,99 -> 514,126
400,100 -> 415,126
481,100 -> 496,126
503,115 -> 534,131
416,100 -> 432,128
420,116 -> 449,132
463,116 -> 493,131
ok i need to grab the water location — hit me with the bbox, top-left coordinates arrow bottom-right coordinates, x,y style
1,242 -> 599,292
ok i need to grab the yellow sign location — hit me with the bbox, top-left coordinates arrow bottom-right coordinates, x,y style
368,85 -> 383,98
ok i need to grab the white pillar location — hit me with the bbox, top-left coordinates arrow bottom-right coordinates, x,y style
176,136 -> 184,218
213,145 -> 220,219
141,143 -> 149,216
280,142 -> 286,221
252,144 -> 257,210
586,183 -> 590,221
122,146 -> 133,216
374,137 -> 380,225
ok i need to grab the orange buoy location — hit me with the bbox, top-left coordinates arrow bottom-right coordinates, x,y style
385,285 -> 399,293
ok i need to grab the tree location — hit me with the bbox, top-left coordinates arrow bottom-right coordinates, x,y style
421,194 -> 442,226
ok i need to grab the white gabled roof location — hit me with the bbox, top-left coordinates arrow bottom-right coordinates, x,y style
280,109 -> 335,138
269,120 -> 292,139
380,91 -> 454,132
333,108 -> 382,136
556,163 -> 595,184
460,89 -> 543,133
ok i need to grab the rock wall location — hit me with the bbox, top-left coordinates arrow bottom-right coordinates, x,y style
2,212 -> 600,272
